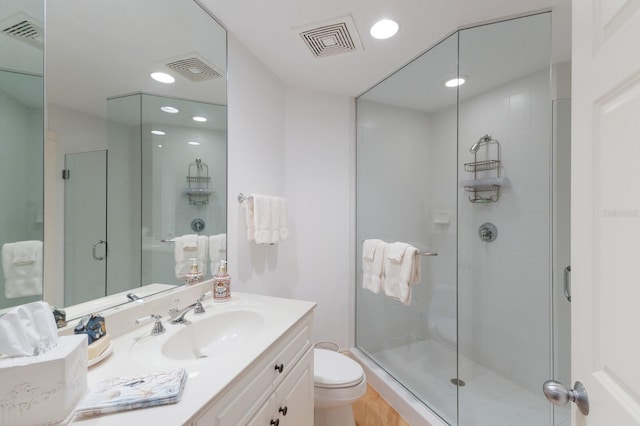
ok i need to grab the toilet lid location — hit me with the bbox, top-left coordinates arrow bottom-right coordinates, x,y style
314,349 -> 364,388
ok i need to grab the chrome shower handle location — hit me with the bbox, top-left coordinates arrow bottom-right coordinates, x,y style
563,266 -> 571,302
92,240 -> 107,261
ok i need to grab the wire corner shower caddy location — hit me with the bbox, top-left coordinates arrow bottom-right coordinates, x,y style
463,134 -> 504,203
185,158 -> 212,205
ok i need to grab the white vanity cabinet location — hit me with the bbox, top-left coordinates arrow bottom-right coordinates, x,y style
191,313 -> 314,426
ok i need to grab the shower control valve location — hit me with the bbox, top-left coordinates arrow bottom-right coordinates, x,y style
478,223 -> 498,242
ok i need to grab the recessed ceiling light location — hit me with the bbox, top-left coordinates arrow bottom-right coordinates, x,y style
161,106 -> 179,113
150,72 -> 175,84
188,141 -> 200,146
151,130 -> 166,136
157,144 -> 163,148
445,76 -> 467,88
192,116 -> 207,122
370,19 -> 399,40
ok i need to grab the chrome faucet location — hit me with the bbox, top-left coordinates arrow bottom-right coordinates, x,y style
169,298 -> 205,324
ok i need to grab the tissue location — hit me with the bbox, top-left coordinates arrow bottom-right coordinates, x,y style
0,301 -> 58,357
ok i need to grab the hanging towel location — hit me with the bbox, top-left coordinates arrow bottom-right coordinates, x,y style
208,234 -> 227,274
243,194 -> 288,244
181,234 -> 198,249
362,239 -> 386,293
2,241 -> 43,299
174,235 -> 208,279
383,242 -> 421,305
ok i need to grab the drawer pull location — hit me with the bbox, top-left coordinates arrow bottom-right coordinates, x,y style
274,363 -> 284,373
279,406 -> 288,416
270,419 -> 279,426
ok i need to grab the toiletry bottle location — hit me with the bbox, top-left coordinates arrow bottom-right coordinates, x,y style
185,258 -> 204,285
213,260 -> 230,302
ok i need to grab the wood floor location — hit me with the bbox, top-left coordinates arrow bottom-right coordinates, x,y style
353,384 -> 409,426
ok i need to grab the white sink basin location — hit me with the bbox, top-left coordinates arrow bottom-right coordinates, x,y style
129,305 -> 269,365
162,310 -> 265,360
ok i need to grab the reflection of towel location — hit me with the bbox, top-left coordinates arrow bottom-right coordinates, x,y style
174,235 -> 208,279
2,241 -> 43,299
362,239 -> 386,293
243,195 -> 288,244
383,242 -> 420,305
208,234 -> 226,274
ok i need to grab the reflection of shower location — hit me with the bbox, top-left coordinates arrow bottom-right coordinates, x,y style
469,134 -> 493,153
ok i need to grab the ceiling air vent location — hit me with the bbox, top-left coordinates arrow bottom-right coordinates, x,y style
165,56 -> 222,82
0,12 -> 44,50
296,15 -> 363,58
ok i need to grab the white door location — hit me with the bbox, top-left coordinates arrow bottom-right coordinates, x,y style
572,1 -> 640,424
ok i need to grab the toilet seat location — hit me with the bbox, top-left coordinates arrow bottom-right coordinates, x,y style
314,349 -> 364,389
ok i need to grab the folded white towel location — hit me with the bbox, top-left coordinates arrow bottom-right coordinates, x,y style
362,239 -> 386,293
174,235 -> 208,279
208,234 -> 227,274
2,241 -> 43,299
182,234 -> 198,250
244,194 -> 288,244
383,243 -> 421,305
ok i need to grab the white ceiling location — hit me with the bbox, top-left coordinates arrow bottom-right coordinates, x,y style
201,0 -> 571,98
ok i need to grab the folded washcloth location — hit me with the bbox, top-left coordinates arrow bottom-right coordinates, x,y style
2,241 -> 43,299
174,235 -> 208,279
383,242 -> 421,305
208,234 -> 227,274
244,194 -> 288,244
362,239 -> 386,293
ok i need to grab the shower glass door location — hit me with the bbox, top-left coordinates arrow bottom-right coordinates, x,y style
64,150 -> 107,306
456,13 -> 554,424
356,31 -> 460,425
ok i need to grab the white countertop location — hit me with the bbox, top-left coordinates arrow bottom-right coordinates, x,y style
69,292 -> 315,425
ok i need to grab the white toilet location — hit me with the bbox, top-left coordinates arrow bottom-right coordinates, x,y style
313,348 -> 367,426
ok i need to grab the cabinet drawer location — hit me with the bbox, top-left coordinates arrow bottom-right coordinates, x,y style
269,320 -> 311,388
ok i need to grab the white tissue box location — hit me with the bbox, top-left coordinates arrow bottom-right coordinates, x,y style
0,334 -> 88,426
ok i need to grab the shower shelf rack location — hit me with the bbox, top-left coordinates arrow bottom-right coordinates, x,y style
185,158 -> 213,206
464,135 -> 502,203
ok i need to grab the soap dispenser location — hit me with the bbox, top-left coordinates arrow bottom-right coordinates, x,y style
185,258 -> 204,285
213,260 -> 230,302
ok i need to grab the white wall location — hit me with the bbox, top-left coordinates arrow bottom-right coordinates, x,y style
227,36 -> 355,348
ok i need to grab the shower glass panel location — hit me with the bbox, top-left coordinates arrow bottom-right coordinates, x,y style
456,13 -> 553,424
356,12 -> 557,426
140,94 -> 227,285
356,32 -> 459,425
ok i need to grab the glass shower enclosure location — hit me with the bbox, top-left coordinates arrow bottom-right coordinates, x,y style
355,13 -> 569,425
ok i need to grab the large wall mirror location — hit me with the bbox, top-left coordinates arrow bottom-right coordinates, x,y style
0,0 -> 227,317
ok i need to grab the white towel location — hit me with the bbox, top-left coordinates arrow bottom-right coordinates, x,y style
181,234 -> 198,249
362,239 -> 386,293
208,234 -> 227,274
174,235 -> 208,279
383,242 -> 421,305
2,241 -> 43,299
244,194 -> 288,244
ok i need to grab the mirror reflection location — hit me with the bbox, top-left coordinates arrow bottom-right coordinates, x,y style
1,0 -> 227,316
0,0 -> 44,311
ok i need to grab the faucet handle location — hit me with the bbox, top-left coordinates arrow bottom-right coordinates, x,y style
194,301 -> 205,314
135,314 -> 166,336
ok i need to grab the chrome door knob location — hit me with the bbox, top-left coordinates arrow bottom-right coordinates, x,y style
543,380 -> 589,415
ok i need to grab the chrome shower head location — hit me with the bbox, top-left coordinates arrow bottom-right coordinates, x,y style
469,134 -> 492,154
